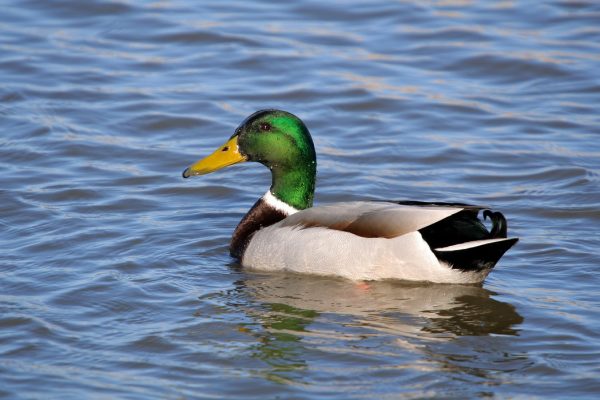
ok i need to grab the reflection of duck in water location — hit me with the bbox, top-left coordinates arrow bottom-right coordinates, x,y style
183,110 -> 518,283
240,272 -> 523,339
236,273 -> 524,385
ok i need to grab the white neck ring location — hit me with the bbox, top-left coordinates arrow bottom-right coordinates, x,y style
263,190 -> 299,216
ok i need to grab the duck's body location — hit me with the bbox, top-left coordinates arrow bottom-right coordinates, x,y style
183,110 -> 518,283
234,193 -> 516,283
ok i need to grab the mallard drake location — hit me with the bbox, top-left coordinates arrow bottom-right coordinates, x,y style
183,110 -> 518,283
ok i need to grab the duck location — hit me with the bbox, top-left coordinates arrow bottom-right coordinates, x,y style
182,109 -> 518,283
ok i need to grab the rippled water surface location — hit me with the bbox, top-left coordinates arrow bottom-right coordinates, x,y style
2,1 -> 600,398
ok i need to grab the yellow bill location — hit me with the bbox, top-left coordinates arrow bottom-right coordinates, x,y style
182,136 -> 247,178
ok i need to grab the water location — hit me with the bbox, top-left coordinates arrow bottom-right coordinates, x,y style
1,0 -> 599,398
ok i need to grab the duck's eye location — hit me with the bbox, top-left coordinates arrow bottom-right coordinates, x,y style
259,123 -> 272,132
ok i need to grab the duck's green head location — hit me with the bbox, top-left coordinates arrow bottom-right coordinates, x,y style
183,109 -> 317,210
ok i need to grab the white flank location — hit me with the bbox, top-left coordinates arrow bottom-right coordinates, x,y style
263,190 -> 299,216
243,227 -> 490,284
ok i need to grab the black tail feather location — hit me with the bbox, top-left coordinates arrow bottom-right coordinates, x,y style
434,238 -> 518,272
484,210 -> 507,238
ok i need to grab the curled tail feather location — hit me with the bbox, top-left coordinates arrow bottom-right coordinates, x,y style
484,210 -> 507,238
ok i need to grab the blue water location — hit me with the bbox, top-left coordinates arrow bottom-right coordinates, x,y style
1,1 -> 599,398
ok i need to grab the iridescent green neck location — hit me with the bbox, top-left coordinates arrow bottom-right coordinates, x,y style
270,160 -> 316,210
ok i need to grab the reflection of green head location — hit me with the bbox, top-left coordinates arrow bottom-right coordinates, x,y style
235,110 -> 317,210
247,302 -> 317,383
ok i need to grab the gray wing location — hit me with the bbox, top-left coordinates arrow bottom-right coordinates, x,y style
277,201 -> 465,238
